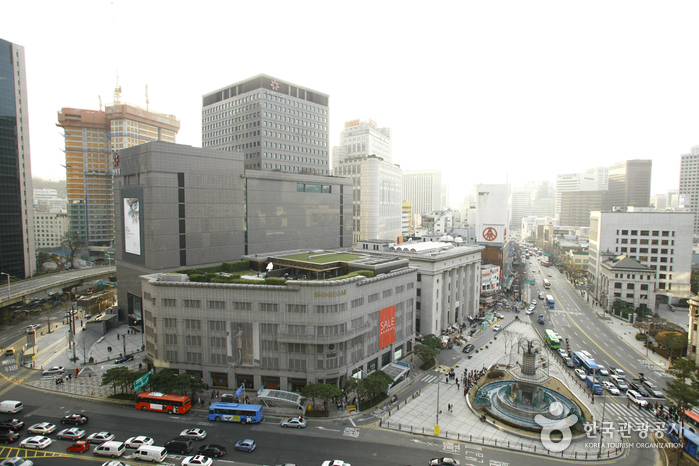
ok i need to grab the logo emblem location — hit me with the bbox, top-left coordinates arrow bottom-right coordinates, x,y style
482,227 -> 497,241
270,80 -> 280,91
535,402 -> 578,452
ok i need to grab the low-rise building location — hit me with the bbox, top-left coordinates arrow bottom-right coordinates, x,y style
597,254 -> 656,317
33,211 -> 68,249
480,264 -> 500,294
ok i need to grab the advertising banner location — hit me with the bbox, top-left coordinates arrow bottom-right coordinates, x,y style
379,305 -> 396,349
124,198 -> 141,255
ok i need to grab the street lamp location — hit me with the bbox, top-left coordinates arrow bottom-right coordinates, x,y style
0,273 -> 10,298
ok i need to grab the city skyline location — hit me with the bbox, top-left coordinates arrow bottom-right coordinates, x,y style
3,1 -> 698,206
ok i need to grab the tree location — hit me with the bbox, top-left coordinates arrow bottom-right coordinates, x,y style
301,383 -> 342,410
664,358 -> 699,466
422,334 -> 443,351
149,368 -> 178,393
175,373 -> 206,396
413,344 -> 439,370
61,231 -> 85,268
692,272 -> 699,295
655,331 -> 688,362
361,370 -> 393,400
36,252 -> 52,272
101,367 -> 129,395
502,329 -> 518,354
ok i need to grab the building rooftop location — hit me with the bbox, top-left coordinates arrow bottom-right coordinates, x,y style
601,254 -> 654,272
277,251 -> 363,264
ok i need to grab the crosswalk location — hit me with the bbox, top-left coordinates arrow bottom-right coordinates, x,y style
597,397 -> 670,431
422,374 -> 438,384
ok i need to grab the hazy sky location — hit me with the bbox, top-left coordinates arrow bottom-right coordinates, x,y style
3,1 -> 698,206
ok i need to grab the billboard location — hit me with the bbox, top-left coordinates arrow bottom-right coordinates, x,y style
477,224 -> 505,243
227,322 -> 255,366
123,198 -> 141,255
379,305 -> 396,349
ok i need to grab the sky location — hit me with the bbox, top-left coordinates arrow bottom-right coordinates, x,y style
3,1 -> 699,207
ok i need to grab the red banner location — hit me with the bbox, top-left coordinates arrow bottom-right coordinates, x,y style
379,305 -> 396,349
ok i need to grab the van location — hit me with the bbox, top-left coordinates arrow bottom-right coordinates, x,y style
610,375 -> 628,390
133,445 -> 168,463
0,401 -> 23,414
626,389 -> 648,407
4,347 -> 15,356
93,441 -> 126,458
163,438 -> 192,454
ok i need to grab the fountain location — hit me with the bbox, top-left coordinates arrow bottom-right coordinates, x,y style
472,338 -> 586,432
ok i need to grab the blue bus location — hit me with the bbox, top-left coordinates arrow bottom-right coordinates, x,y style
668,424 -> 699,459
572,351 -> 600,376
208,402 -> 264,424
546,295 -> 555,308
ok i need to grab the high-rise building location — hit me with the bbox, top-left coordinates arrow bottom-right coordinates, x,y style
509,186 -> 532,233
441,184 -> 450,210
202,74 -> 329,175
585,166 -> 609,191
607,159 -> 652,209
0,39 -> 35,279
33,211 -> 68,250
555,173 -> 597,219
57,99 -> 179,246
679,146 -> 699,235
337,118 -> 391,163
402,170 -> 441,221
474,184 -> 509,241
333,120 -> 402,244
559,190 -> 606,227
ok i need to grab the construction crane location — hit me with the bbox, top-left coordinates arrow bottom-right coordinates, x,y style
99,95 -> 103,111
145,85 -> 149,111
114,73 -> 122,104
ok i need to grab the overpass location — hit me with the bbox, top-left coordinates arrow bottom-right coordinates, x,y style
0,266 -> 116,314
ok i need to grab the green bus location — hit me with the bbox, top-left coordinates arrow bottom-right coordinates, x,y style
545,329 -> 560,349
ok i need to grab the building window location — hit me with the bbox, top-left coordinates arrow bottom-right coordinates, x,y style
184,319 -> 201,330
208,300 -> 225,309
183,300 -> 201,308
287,304 -> 307,313
368,293 -> 380,303
232,302 -> 252,311
260,303 -> 279,312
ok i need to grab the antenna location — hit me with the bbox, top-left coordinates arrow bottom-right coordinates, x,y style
114,72 -> 122,104
145,85 -> 149,111
99,95 -> 103,111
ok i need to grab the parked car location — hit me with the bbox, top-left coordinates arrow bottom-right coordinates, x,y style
114,355 -> 134,365
197,444 -> 226,458
67,440 -> 91,453
526,309 -> 534,315
61,414 -> 88,425
430,459 -> 461,466
462,344 -> 475,354
42,366 -> 65,376
234,439 -> 256,452
280,417 -> 307,428
492,325 -> 502,332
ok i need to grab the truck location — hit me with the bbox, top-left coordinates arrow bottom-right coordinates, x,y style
586,376 -> 603,395
538,314 -> 545,324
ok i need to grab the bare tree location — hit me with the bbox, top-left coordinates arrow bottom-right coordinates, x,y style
61,231 -> 86,268
502,329 -> 518,354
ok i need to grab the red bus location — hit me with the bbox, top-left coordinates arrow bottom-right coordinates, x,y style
685,409 -> 699,430
135,392 -> 191,414
543,279 -> 551,289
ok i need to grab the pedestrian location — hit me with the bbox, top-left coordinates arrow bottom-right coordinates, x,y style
445,376 -> 449,383
117,334 -> 120,340
456,381 -> 460,390
627,399 -> 630,408
198,397 -> 201,407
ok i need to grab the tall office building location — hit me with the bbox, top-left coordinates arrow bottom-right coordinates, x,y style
202,74 -> 329,175
559,190 -> 605,227
337,118 -> 391,163
333,120 -> 401,244
555,173 -> 597,219
679,146 -> 699,235
402,170 -> 441,221
0,39 -> 35,279
585,166 -> 609,191
509,186 -> 533,233
57,99 -> 179,246
607,159 -> 652,209
441,185 -> 450,210
474,183 -> 509,244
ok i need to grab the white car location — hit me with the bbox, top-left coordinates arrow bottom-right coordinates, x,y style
28,422 -> 56,435
526,309 -> 534,315
575,369 -> 587,380
101,462 -> 131,466
181,456 -> 212,466
601,381 -> 620,395
179,428 -> 207,440
0,458 -> 33,466
56,427 -> 86,440
42,366 -> 65,376
554,333 -> 563,341
531,300 -> 537,305
20,436 -> 52,449
492,325 -> 502,332
557,348 -> 567,358
322,462 -> 351,466
597,365 -> 609,376
125,436 -> 154,449
86,432 -> 116,444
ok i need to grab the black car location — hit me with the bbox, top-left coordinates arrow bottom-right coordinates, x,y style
114,355 -> 134,365
197,444 -> 227,458
0,420 -> 24,431
61,414 -> 88,425
164,438 -> 193,454
462,344 -> 475,354
0,431 -> 20,443
629,383 -> 651,398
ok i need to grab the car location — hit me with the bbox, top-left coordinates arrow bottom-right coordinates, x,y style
643,381 -> 664,398
627,389 -> 649,407
86,432 -> 115,444
100,462 -> 132,466
234,439 -> 256,452
42,366 -> 65,376
114,355 -> 134,365
539,293 -> 545,299
601,381 -> 620,395
531,300 -> 537,305
62,414 -> 89,425
0,419 -> 24,430
564,357 -> 574,368
557,348 -> 567,358
575,369 -> 587,380
597,365 -> 609,376
0,431 -> 20,443
610,375 -> 628,390
610,367 -> 626,377
124,436 -> 154,449
197,444 -> 226,458
27,422 -> 56,435
321,462 -> 350,466
495,313 -> 504,319
67,440 -> 91,453
20,435 -> 52,449
553,332 -> 563,341
492,325 -> 502,332
4,348 -> 15,356
181,456 -> 212,466
56,428 -> 86,440
280,417 -> 307,428
430,458 -> 461,466
526,309 -> 534,315
0,458 -> 33,466
179,428 -> 207,440
547,273 -> 552,277
629,383 -> 651,397
165,438 -> 193,454
462,344 -> 475,354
